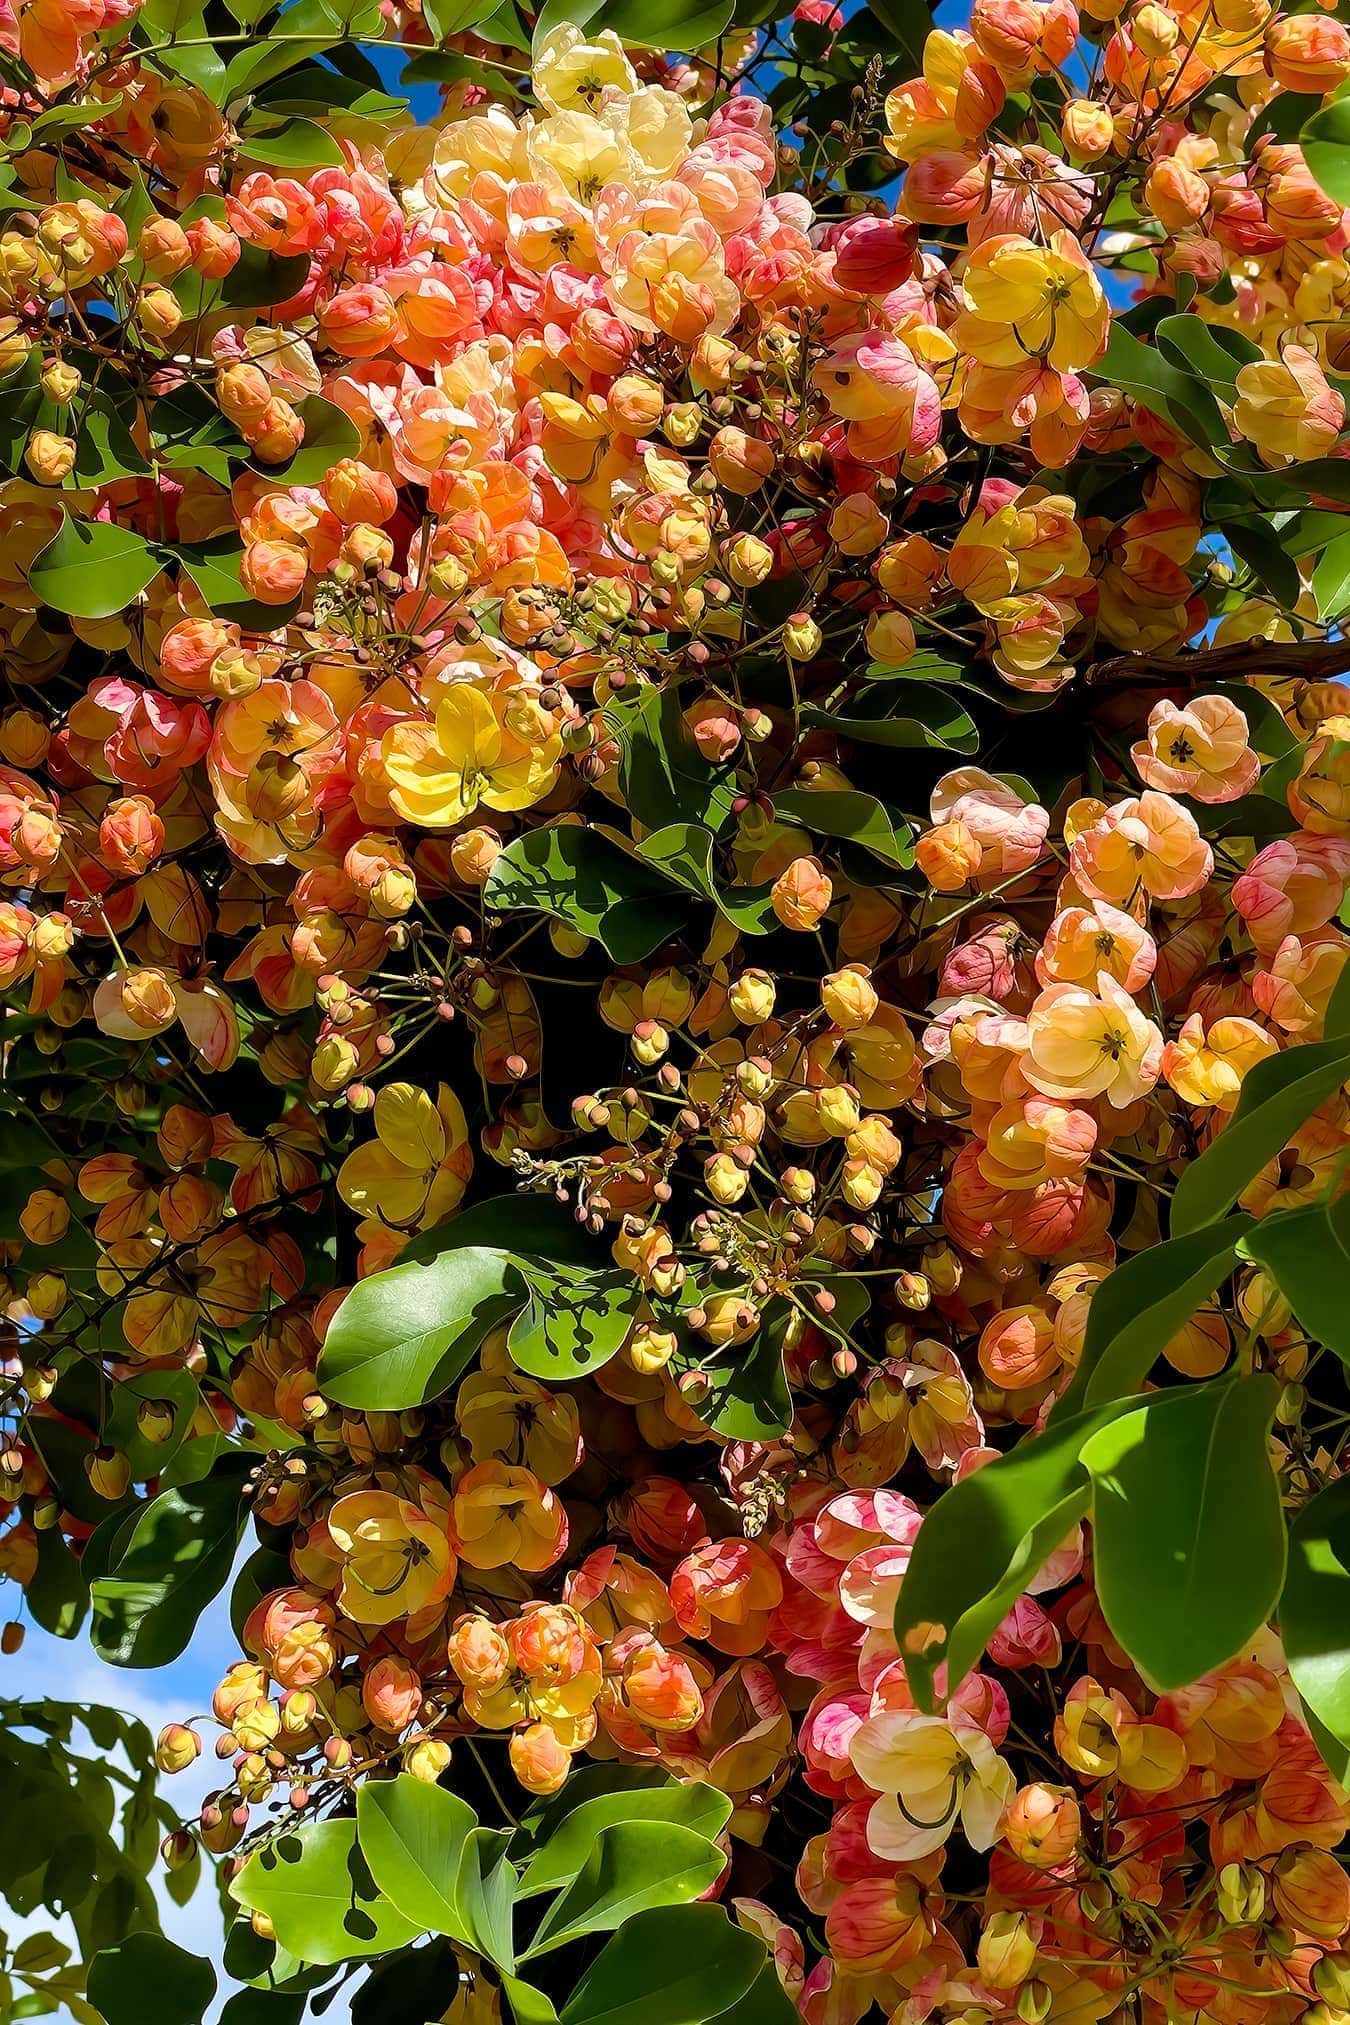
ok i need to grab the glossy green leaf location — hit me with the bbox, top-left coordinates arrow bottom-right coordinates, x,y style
1283,1475 -> 1350,1764
1093,321 -> 1227,448
801,683 -> 978,754
1054,1215 -> 1253,1417
356,1776 -> 478,1939
507,1268 -> 643,1380
605,686 -> 737,834
773,788 -> 915,869
533,0 -> 733,52
709,1965 -> 800,2025
1313,527 -> 1350,620
236,112 -> 346,168
895,1399 -> 1136,1710
233,1823 -> 422,1967
516,1777 -> 732,1899
524,1822 -> 725,1959
701,1299 -> 793,1440
1171,1030 -> 1350,1235
1303,84 -> 1350,206
1080,1374 -> 1285,1690
484,826 -> 688,963
27,1531 -> 89,1640
559,1906 -> 768,2025
89,1450 -> 251,1667
639,824 -> 776,935
453,1828 -> 516,1969
1153,314 -> 1260,397
1240,1194 -> 1350,1366
317,1244 -> 523,1409
88,1933 -> 216,2025
28,515 -> 163,619
503,1982 -> 560,2025
102,1367 -> 200,1481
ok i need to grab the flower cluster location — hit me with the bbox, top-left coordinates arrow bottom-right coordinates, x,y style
2,0 -> 1350,2017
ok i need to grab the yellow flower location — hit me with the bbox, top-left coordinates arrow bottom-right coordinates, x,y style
337,1082 -> 472,1232
849,1709 -> 1015,1860
1233,343 -> 1345,465
955,229 -> 1109,374
1162,1013 -> 1278,1110
381,684 -> 561,829
1023,971 -> 1163,1107
327,1490 -> 456,1627
455,1335 -> 582,1485
531,22 -> 636,112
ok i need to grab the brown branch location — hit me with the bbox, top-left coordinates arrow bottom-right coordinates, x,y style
1085,637 -> 1350,688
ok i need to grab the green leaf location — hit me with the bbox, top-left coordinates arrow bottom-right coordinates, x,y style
102,1367 -> 200,1481
1054,1215 -> 1253,1418
639,824 -> 776,934
316,1245 -> 523,1409
1093,321 -> 1227,448
1222,517 -> 1302,611
88,1934 -> 216,2025
800,682 -> 979,753
1170,1033 -> 1350,1236
1239,1194 -> 1350,1366
356,1776 -> 478,1940
236,112 -> 347,168
516,1777 -> 732,1900
709,1966 -> 800,2025
1283,1475 -> 1350,1765
149,380 -> 247,482
605,686 -> 737,834
863,0 -> 935,69
559,1906 -> 768,2025
507,1268 -> 642,1380
533,0 -> 734,52
233,1824 -> 422,1967
27,1531 -> 89,1640
1313,527 -> 1350,621
895,1400 -> 1137,1710
1303,83 -> 1350,206
773,788 -> 914,869
453,1828 -> 516,1970
524,1823 -> 725,1960
504,1981 -> 560,2025
701,1298 -> 792,1440
1153,314 -> 1261,398
28,515 -> 163,619
484,827 -> 688,963
1080,1374 -> 1285,1690
89,1451 -> 251,1667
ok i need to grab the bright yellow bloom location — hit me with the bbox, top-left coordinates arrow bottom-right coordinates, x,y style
327,1490 -> 456,1627
1161,1013 -> 1278,1110
380,684 -> 562,829
955,229 -> 1109,373
1023,971 -> 1163,1107
337,1082 -> 472,1231
455,1336 -> 582,1485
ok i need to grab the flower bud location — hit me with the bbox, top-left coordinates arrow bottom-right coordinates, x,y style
509,1721 -> 571,1795
784,612 -> 822,660
978,1912 -> 1037,1990
39,358 -> 80,405
156,1723 -> 202,1775
23,430 -> 75,484
772,855 -> 832,930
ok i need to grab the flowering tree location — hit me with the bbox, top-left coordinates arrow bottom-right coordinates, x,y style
4,0 -> 1350,2015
